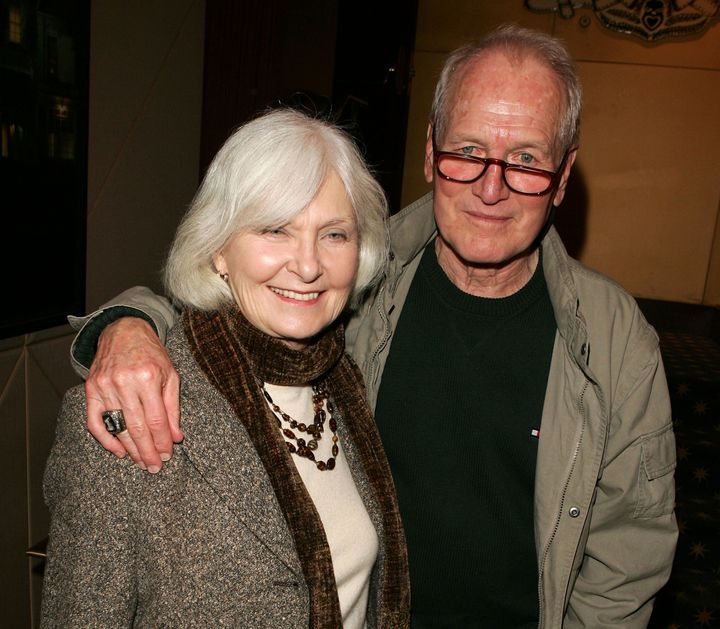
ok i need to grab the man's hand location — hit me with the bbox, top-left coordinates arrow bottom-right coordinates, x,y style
85,317 -> 182,472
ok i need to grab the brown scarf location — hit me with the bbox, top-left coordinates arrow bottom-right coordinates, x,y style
183,306 -> 410,628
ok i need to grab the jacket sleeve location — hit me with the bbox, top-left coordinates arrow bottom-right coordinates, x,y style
41,386 -> 140,627
565,340 -> 678,627
68,286 -> 179,379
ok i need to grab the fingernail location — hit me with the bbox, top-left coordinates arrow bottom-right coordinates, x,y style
160,453 -> 171,462
148,465 -> 161,474
138,462 -> 147,471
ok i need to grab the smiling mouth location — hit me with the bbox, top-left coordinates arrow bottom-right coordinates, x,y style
270,287 -> 321,301
466,209 -> 509,222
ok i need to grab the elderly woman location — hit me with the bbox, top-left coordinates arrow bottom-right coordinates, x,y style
41,109 -> 410,628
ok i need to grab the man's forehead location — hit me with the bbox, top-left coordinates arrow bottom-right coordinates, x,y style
446,52 -> 563,142
456,51 -> 560,100
453,98 -> 546,128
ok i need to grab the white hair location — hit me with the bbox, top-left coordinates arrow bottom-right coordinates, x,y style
431,24 -> 583,158
164,108 -> 389,310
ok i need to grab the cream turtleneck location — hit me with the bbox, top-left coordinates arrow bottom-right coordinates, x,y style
264,382 -> 378,629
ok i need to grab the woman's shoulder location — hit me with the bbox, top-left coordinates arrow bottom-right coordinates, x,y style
166,321 -> 193,368
54,384 -> 89,441
167,321 -> 217,383
165,320 -> 233,414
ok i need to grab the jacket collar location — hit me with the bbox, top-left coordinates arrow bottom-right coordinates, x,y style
388,193 -> 437,280
540,228 -> 597,383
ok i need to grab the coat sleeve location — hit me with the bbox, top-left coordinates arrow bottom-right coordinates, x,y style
41,386 -> 140,627
565,337 -> 678,627
67,286 -> 178,378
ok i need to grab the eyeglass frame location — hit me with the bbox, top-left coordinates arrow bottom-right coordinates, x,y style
431,128 -> 575,197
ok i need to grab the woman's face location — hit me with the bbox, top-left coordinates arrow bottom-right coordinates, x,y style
213,172 -> 359,349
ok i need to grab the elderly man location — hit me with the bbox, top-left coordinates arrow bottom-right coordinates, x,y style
69,25 -> 676,627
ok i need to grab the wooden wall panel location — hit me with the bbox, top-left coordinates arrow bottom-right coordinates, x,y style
704,197 -> 720,304
576,61 -> 720,302
401,50 -> 438,208
414,0 -> 551,51
85,0 -> 205,309
0,341 -> 28,628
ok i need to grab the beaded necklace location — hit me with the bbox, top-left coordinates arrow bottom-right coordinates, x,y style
262,382 -> 339,471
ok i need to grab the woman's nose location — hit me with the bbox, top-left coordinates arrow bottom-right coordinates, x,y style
288,239 -> 322,282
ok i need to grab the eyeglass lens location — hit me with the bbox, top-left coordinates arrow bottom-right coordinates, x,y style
436,154 -> 554,194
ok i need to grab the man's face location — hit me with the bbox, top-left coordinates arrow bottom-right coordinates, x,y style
424,51 -> 576,279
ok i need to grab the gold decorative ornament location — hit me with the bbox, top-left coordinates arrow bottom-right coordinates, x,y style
524,0 -> 720,42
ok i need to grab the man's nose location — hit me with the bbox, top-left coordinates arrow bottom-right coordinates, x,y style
471,163 -> 510,204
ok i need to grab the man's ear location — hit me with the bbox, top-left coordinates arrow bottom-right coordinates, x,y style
552,147 -> 578,207
423,122 -> 435,184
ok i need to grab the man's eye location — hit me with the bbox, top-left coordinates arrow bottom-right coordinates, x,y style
518,152 -> 535,164
461,146 -> 475,155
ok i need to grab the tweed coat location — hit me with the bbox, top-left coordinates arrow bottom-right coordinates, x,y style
42,324 -> 392,628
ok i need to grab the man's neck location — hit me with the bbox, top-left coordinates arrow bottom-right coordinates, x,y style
434,238 -> 539,298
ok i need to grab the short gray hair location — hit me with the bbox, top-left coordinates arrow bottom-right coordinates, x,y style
164,109 -> 389,310
431,24 -> 582,157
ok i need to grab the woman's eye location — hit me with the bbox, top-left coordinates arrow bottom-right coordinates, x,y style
262,227 -> 286,236
325,231 -> 348,242
461,146 -> 475,155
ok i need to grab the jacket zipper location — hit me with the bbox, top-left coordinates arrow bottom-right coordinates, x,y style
537,377 -> 589,628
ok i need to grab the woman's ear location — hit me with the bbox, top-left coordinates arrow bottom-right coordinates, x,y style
212,251 -> 227,276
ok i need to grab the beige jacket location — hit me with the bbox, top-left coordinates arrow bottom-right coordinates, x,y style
68,193 -> 678,627
347,193 -> 678,627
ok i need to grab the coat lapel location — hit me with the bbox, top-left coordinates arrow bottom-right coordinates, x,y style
172,329 -> 303,577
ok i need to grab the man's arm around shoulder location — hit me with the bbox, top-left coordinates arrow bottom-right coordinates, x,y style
69,286 -> 181,471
